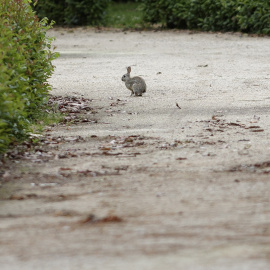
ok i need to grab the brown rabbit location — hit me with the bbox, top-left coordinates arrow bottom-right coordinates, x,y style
121,66 -> 146,96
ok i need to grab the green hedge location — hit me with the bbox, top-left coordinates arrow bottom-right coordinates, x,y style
113,0 -> 138,2
0,0 -> 58,153
32,0 -> 110,26
141,0 -> 270,34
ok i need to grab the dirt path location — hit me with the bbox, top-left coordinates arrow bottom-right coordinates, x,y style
1,28 -> 270,269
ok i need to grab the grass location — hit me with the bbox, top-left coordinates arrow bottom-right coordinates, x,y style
30,103 -> 65,134
106,1 -> 144,28
31,112 -> 64,134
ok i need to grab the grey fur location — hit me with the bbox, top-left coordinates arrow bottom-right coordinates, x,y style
121,66 -> 146,96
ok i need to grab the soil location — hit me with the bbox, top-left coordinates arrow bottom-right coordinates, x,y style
1,28 -> 270,269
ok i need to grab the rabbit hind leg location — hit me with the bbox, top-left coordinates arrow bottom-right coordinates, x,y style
133,84 -> 143,96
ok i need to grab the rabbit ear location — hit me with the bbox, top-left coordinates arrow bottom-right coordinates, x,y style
127,66 -> 131,73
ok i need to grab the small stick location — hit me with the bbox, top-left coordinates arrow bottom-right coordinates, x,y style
176,102 -> 181,109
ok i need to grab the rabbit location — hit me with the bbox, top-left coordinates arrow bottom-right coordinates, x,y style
121,66 -> 146,96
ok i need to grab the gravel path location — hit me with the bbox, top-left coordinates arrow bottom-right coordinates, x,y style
1,28 -> 270,269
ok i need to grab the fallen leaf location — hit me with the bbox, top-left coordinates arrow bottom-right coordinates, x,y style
9,195 -> 25,200
59,167 -> 72,171
228,122 -> 242,127
114,165 -> 129,171
248,125 -> 261,129
99,215 -> 123,223
250,129 -> 264,132
79,214 -> 96,224
53,210 -> 79,217
211,115 -> 221,121
176,157 -> 187,160
254,161 -> 270,168
79,214 -> 123,224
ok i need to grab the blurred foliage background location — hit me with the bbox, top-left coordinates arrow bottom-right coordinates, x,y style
140,0 -> 270,34
31,0 -> 269,34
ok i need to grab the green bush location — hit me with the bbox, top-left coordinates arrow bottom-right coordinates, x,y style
32,0 -> 66,25
106,1 -> 143,28
237,1 -> 270,34
112,0 -> 138,2
0,0 -> 58,153
140,0 -> 270,34
32,0 -> 110,26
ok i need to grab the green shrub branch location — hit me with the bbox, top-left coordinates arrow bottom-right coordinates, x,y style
32,0 -> 110,26
0,0 -> 59,153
